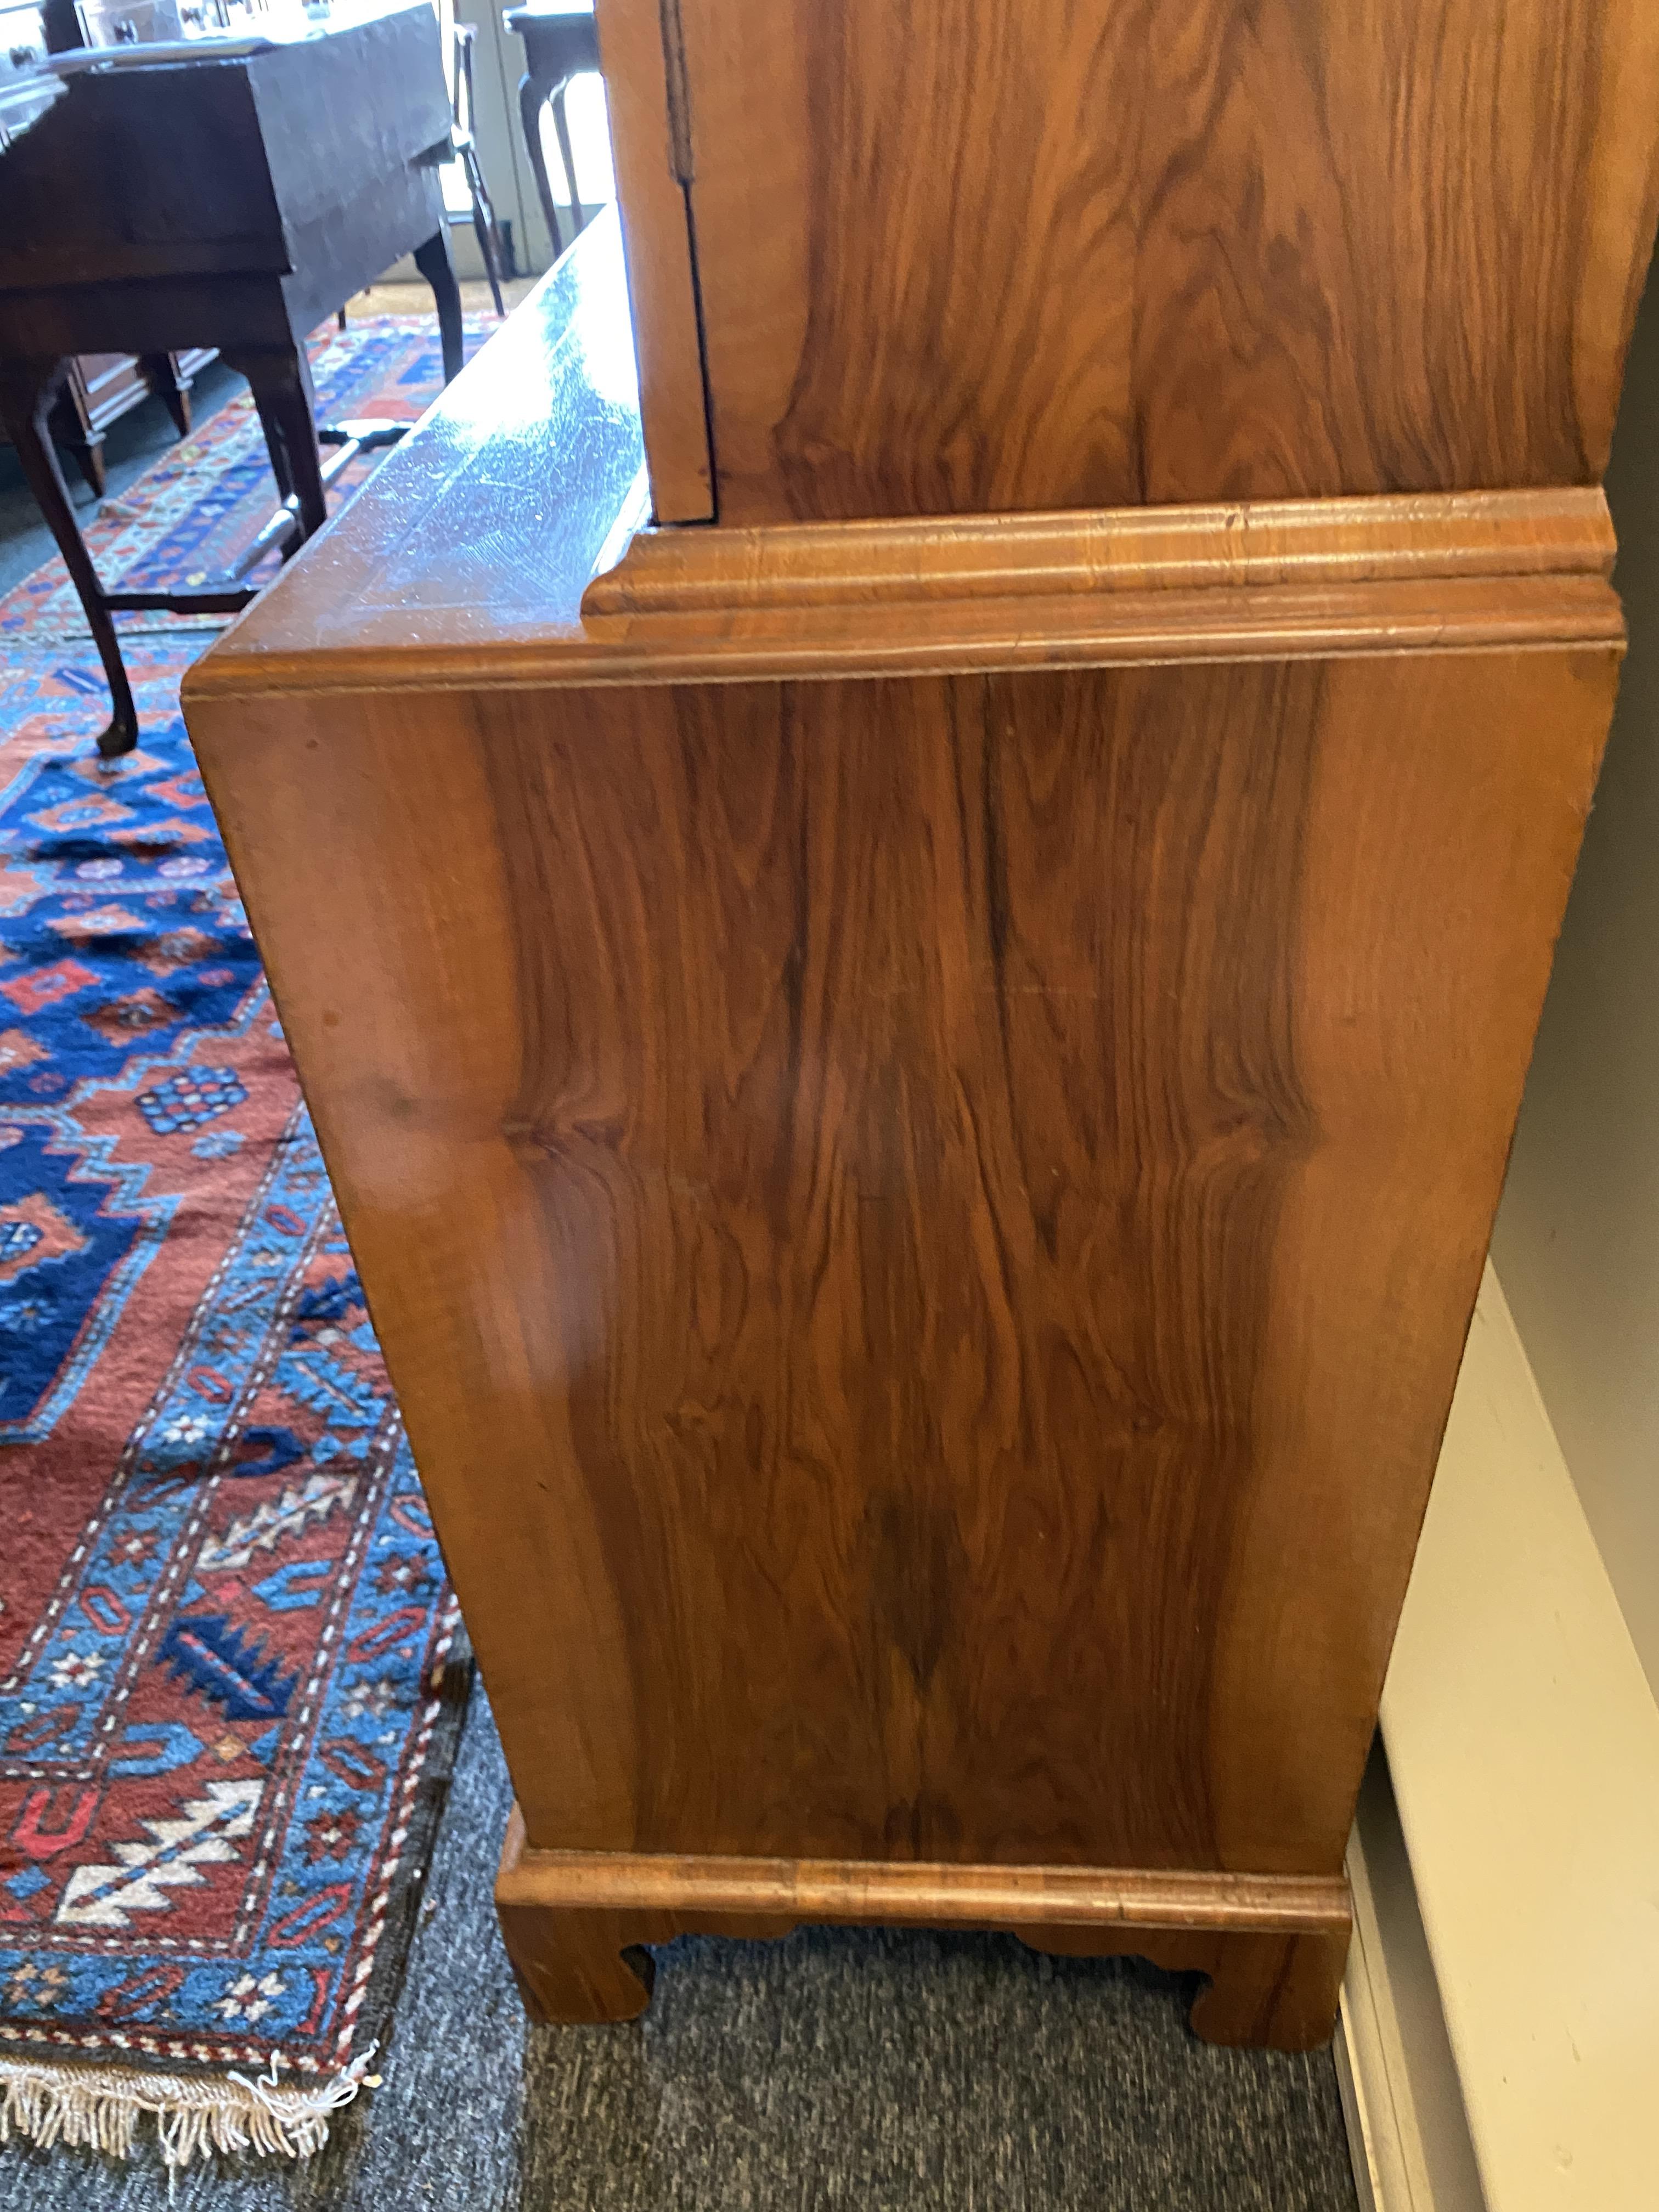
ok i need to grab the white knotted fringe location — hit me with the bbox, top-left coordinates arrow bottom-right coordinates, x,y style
0,2042 -> 379,2194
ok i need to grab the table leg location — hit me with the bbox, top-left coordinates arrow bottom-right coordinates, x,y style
0,357 -> 138,758
518,69 -> 564,260
257,406 -> 296,504
414,230 -> 465,386
221,340 -> 327,548
238,356 -> 296,505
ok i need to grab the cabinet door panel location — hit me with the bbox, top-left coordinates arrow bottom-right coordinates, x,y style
618,0 -> 1659,523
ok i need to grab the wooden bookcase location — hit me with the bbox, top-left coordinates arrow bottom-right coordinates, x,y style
184,0 -> 1659,2052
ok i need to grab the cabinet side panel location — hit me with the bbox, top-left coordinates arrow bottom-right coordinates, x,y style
1212,647 -> 1616,1867
191,647 -> 1612,1874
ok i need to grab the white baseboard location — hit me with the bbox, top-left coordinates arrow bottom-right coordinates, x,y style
1335,1992 -> 1384,2212
1337,1748 -> 1488,2212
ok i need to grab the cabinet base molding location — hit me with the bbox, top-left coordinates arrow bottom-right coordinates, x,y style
494,1807 -> 1352,2051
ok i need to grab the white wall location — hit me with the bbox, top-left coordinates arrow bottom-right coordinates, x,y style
1489,259 -> 1659,1700
1380,1269 -> 1659,2212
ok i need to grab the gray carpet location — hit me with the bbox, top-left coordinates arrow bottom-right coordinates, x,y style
0,1689 -> 1359,2212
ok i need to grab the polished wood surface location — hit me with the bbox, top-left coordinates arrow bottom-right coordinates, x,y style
583,489 -> 1620,611
191,627 -> 1613,1880
190,208 -> 647,682
589,0 -> 710,519
186,47 -> 1651,2049
191,317 -> 1623,682
494,1807 -> 1353,2048
600,0 -> 1659,522
496,1817 -> 1352,1931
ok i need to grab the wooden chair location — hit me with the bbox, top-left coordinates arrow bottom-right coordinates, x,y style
502,3 -> 599,260
449,21 -> 507,317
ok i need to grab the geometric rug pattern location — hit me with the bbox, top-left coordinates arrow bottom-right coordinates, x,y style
0,321 -> 481,2126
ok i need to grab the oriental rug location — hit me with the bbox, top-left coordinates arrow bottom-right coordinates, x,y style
0,318 -> 484,2177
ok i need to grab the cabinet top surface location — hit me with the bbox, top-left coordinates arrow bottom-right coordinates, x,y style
195,209 -> 647,678
192,202 -> 1622,710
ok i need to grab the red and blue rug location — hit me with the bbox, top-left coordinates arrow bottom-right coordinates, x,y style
0,317 -> 485,2172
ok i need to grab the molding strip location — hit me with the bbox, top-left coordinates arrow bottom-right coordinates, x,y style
495,1812 -> 1351,1936
185,569 -> 1626,703
584,487 -> 1615,616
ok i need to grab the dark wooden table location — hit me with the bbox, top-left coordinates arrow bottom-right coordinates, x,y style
0,3 -> 463,755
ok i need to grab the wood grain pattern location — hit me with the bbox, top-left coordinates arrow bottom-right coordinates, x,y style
184,223 -> 1623,694
183,189 -> 1633,2048
189,569 -> 1626,699
189,641 -> 1615,1897
583,487 -> 1617,611
188,456 -> 1624,698
493,1805 -> 1353,2049
617,0 -> 1659,521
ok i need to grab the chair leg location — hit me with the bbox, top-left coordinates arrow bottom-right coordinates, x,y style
464,143 -> 508,317
0,357 -> 139,757
550,83 -> 583,240
520,70 -> 563,259
414,229 -> 466,385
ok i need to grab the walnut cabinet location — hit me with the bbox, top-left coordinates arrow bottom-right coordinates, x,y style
183,0 -> 1659,2049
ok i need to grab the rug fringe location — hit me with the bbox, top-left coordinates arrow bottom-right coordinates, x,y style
0,2041 -> 378,2180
